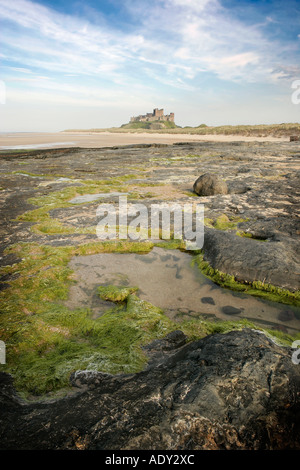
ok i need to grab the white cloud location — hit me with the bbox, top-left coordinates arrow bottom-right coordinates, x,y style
165,0 -> 213,11
7,66 -> 32,73
219,53 -> 259,67
5,85 -> 159,112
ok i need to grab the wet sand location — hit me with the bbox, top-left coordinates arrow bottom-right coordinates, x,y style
0,131 -> 289,150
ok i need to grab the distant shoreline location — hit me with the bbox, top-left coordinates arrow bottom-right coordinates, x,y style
0,130 -> 291,151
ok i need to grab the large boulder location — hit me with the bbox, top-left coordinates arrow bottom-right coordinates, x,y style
0,329 -> 300,450
193,173 -> 228,196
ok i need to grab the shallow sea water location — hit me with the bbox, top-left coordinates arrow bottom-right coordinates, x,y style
0,142 -> 76,150
66,247 -> 300,334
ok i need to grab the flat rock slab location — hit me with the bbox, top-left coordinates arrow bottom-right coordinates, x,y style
203,227 -> 300,292
69,192 -> 129,204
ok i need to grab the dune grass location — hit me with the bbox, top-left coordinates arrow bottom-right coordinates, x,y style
63,122 -> 300,137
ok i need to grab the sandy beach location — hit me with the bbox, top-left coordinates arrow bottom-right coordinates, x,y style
0,131 -> 289,150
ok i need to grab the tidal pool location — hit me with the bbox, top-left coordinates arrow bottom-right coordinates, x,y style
0,142 -> 76,150
66,247 -> 300,334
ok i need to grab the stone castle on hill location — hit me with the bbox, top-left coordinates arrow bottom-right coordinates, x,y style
130,108 -> 174,123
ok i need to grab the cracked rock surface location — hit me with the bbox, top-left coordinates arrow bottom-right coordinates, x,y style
0,329 -> 300,450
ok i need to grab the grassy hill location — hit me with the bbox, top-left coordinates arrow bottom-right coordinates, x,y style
120,120 -> 178,130
64,122 -> 300,137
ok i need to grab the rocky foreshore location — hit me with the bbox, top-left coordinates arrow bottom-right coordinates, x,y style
0,140 -> 299,291
0,139 -> 299,450
0,329 -> 300,450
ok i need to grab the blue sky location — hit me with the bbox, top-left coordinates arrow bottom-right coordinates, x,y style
0,0 -> 299,131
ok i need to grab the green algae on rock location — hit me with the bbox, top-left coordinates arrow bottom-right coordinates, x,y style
193,252 -> 300,307
98,285 -> 139,302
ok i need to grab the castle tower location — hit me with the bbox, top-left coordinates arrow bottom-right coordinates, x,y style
153,108 -> 164,120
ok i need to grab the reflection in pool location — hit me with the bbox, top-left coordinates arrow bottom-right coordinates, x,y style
66,247 -> 300,335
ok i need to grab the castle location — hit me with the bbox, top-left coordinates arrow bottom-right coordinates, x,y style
130,108 -> 174,123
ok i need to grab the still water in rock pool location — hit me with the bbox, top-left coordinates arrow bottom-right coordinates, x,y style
66,247 -> 300,334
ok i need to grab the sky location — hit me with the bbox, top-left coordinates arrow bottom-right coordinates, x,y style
0,0 -> 299,131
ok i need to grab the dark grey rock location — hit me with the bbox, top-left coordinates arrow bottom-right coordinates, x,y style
222,305 -> 242,315
278,310 -> 295,322
193,173 -> 228,196
0,329 -> 300,450
201,296 -> 215,305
